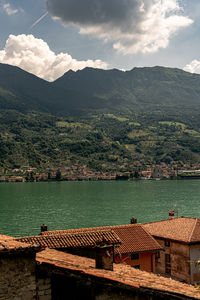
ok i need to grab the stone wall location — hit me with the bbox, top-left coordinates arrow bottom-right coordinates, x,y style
155,238 -> 190,283
0,255 -> 37,300
36,277 -> 51,300
49,271 -> 192,300
171,242 -> 190,283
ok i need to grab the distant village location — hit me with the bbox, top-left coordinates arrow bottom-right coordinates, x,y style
1,161 -> 200,183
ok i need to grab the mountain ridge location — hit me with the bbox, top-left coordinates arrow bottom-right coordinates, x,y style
2,63 -> 200,116
1,63 -> 200,169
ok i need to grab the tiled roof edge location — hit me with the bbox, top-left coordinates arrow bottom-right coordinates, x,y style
143,216 -> 199,226
188,218 -> 198,243
41,223 -> 142,235
140,225 -> 163,250
17,229 -> 121,243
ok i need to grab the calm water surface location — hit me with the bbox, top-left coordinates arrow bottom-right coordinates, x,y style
0,180 -> 200,237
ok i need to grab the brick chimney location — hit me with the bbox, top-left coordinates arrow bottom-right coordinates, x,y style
168,210 -> 175,220
95,242 -> 114,271
130,218 -> 137,224
40,224 -> 48,234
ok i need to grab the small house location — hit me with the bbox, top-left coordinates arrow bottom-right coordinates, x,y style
144,215 -> 200,284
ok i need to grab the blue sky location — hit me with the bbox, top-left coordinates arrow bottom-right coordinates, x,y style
0,0 -> 200,81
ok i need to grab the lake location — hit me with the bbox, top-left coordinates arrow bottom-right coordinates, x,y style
0,180 -> 199,237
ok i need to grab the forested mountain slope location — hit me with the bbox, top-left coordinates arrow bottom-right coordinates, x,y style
1,63 -> 200,169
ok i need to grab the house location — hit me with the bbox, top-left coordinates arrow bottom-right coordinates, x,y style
140,170 -> 152,179
1,233 -> 200,300
16,229 -> 121,270
152,166 -> 163,179
0,176 -> 7,182
37,223 -> 163,273
144,214 -> 200,284
8,176 -> 25,182
0,234 -> 41,299
36,248 -> 200,300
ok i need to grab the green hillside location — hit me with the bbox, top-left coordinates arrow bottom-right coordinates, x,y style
1,63 -> 200,170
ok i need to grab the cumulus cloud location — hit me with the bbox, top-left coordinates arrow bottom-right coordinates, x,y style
0,34 -> 108,81
183,60 -> 200,74
46,0 -> 193,54
3,3 -> 19,15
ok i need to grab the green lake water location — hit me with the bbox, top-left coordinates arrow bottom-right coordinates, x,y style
0,180 -> 200,237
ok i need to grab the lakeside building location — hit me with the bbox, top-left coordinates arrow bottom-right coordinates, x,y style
29,223 -> 163,273
0,234 -> 41,299
17,229 -> 122,270
0,233 -> 200,299
144,214 -> 200,284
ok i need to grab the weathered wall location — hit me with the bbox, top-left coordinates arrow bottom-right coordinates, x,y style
115,252 -> 155,273
0,255 -> 37,300
36,277 -> 51,300
140,253 -> 155,273
155,239 -> 190,283
171,242 -> 190,283
189,244 -> 200,284
50,272 -> 191,300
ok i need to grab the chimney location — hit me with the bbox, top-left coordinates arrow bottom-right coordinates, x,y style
168,210 -> 175,220
95,242 -> 114,271
40,224 -> 48,234
130,218 -> 137,224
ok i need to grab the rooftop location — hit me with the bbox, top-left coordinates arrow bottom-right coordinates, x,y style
40,224 -> 163,254
16,229 -> 121,250
143,217 -> 200,243
0,234 -> 40,255
37,248 -> 200,299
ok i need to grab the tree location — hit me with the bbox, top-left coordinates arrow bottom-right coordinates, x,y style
55,169 -> 62,181
134,170 -> 140,179
30,171 -> 34,182
48,172 -> 51,180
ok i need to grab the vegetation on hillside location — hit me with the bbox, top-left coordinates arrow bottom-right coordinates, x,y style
1,64 -> 200,170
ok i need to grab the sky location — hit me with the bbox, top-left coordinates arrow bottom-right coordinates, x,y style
0,0 -> 200,81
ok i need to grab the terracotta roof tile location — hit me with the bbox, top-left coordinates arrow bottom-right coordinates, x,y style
37,249 -> 200,299
0,234 -> 40,254
16,230 -> 121,249
144,217 -> 200,243
41,224 -> 163,254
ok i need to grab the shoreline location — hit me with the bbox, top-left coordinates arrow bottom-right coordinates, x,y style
1,176 -> 200,183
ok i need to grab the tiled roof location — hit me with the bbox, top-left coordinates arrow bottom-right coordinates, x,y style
41,224 -> 163,254
144,217 -> 200,243
0,234 -> 40,254
37,248 -> 200,299
16,230 -> 121,250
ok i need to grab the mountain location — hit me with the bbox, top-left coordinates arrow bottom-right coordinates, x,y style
2,63 -> 200,117
53,67 -> 200,111
52,66 -> 200,116
1,63 -> 200,170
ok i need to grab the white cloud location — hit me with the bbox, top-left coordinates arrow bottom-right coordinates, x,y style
0,34 -> 108,81
3,3 -> 18,15
183,60 -> 200,74
46,0 -> 193,54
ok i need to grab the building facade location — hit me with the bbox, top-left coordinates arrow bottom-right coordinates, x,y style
144,216 -> 200,284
